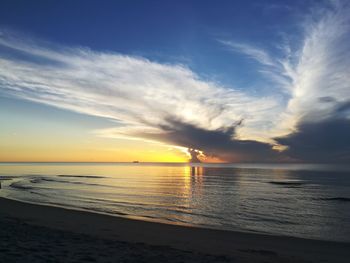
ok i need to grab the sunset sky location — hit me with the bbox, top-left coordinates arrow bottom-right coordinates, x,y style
1,0 -> 349,163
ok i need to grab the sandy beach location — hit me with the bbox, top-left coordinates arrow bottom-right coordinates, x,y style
0,197 -> 349,262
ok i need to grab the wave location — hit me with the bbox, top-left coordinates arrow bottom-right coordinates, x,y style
81,195 -> 195,210
267,181 -> 304,187
318,197 -> 350,202
29,190 -> 50,198
77,196 -> 227,221
0,178 -> 13,181
40,201 -> 130,217
30,178 -> 42,184
9,182 -> 33,190
30,177 -> 103,187
57,175 -> 107,179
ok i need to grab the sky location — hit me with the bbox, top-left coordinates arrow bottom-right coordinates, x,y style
0,0 -> 349,163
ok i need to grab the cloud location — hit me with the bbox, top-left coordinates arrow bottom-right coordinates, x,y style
104,118 -> 283,162
0,30 -> 283,162
276,118 -> 350,163
220,1 -> 350,162
219,40 -> 275,67
219,40 -> 293,92
272,0 -> 350,163
283,0 -> 350,125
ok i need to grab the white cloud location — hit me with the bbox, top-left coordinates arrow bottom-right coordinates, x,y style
220,0 -> 350,140
219,40 -> 275,67
0,32 -> 282,148
219,40 -> 293,94
285,1 -> 350,124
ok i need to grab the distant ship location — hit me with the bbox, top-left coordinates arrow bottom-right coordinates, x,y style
132,161 -> 140,163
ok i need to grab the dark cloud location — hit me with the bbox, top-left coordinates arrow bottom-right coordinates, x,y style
276,118 -> 350,163
335,101 -> 350,115
137,118 -> 283,162
188,149 -> 202,163
136,115 -> 350,163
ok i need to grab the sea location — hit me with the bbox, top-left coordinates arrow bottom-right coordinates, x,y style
1,162 -> 350,242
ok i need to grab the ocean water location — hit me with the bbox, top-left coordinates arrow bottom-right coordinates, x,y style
1,162 -> 350,242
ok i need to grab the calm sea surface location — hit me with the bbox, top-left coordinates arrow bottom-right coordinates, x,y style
1,163 -> 350,242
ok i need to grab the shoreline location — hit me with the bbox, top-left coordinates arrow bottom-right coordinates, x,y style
1,197 -> 350,262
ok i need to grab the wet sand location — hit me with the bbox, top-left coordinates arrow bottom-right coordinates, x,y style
1,197 -> 349,262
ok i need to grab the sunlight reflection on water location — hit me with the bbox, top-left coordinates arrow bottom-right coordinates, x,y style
0,162 -> 350,242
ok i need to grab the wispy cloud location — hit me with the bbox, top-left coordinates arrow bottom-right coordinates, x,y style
219,40 -> 293,93
285,1 -> 350,124
219,40 -> 275,67
220,0 -> 350,136
217,1 -> 350,162
274,1 -> 350,162
0,30 -> 283,161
